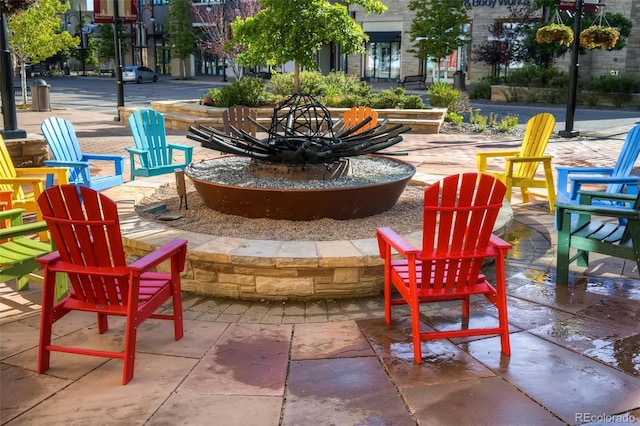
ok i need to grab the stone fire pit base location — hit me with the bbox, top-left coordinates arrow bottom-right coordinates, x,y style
107,173 -> 513,301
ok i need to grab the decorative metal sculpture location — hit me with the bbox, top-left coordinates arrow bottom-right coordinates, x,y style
187,94 -> 410,164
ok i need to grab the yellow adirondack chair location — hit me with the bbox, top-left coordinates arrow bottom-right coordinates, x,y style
476,112 -> 557,211
0,135 -> 69,240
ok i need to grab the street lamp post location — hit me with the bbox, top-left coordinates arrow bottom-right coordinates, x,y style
114,0 -> 124,121
0,11 -> 26,139
559,0 -> 583,138
67,2 -> 87,76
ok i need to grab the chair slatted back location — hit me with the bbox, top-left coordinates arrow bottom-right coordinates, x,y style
0,136 -> 26,200
342,106 -> 378,134
516,112 -> 556,179
609,124 -> 640,194
38,185 -> 128,306
128,109 -> 169,169
223,106 -> 257,137
421,173 -> 507,292
41,117 -> 86,184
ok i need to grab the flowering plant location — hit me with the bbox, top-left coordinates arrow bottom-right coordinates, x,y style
0,0 -> 36,15
536,24 -> 574,47
580,26 -> 620,50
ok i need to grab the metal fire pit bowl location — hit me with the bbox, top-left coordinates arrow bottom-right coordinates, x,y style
185,156 -> 416,220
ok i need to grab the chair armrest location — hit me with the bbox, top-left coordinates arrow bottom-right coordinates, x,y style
44,159 -> 89,169
489,234 -> 512,250
476,150 -> 521,159
128,239 -> 188,272
124,147 -> 148,155
15,166 -> 69,187
556,166 -> 615,175
577,190 -> 638,205
168,143 -> 193,152
556,198 -> 640,219
81,153 -> 126,162
0,219 -> 49,240
505,155 -> 554,163
376,227 -> 418,258
476,150 -> 520,172
36,251 -> 61,266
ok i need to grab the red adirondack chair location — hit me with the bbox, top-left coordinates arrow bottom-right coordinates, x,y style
36,185 -> 187,384
376,173 -> 512,363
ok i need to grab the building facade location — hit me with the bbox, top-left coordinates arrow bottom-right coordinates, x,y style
348,0 -> 639,85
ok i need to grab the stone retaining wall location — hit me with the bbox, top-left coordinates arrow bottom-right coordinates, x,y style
5,136 -> 49,167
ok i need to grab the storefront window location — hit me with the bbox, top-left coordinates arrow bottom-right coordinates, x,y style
364,40 -> 400,80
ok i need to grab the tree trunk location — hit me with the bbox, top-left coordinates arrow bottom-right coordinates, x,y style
20,60 -> 27,105
294,61 -> 300,93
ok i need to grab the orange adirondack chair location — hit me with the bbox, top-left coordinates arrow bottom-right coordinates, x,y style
376,173 -> 512,363
342,106 -> 379,134
476,112 -> 556,211
36,185 -> 187,384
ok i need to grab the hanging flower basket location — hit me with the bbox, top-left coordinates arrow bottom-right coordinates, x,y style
580,26 -> 620,50
536,24 -> 574,47
0,0 -> 36,15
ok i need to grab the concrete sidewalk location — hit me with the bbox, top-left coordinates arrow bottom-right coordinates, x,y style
1,107 -> 640,425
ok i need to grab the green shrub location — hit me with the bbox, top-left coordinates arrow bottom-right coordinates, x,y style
498,115 -> 519,132
427,82 -> 460,112
268,72 -> 294,96
506,65 -> 568,88
299,71 -> 328,96
445,112 -> 463,124
469,80 -> 492,99
369,88 -> 425,109
323,71 -> 371,97
469,108 -> 488,132
582,73 -> 639,107
207,77 -> 274,107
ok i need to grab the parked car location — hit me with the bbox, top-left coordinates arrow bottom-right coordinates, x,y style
122,66 -> 158,84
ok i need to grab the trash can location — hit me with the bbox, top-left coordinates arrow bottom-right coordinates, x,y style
453,71 -> 466,91
31,79 -> 51,112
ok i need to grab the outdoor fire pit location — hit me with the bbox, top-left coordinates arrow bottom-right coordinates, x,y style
186,94 -> 414,220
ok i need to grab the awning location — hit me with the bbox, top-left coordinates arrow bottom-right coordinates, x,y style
366,32 -> 401,43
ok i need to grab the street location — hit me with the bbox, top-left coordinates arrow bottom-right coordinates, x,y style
16,75 -> 640,137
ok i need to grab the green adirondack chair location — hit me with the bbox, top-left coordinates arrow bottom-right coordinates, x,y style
0,208 -> 67,301
556,190 -> 640,284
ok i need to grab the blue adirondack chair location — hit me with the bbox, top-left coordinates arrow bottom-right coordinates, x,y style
556,123 -> 640,205
127,109 -> 193,180
41,117 -> 125,191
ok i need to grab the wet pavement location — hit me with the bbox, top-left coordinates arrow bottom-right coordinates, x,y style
1,105 -> 640,425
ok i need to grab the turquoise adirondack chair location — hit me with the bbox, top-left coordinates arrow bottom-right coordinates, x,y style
127,109 -> 193,180
41,117 -> 125,191
556,123 -> 640,205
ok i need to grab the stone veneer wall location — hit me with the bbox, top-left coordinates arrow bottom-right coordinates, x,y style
5,137 -> 49,168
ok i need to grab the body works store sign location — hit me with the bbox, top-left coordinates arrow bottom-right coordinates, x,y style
93,0 -> 138,24
463,0 -> 531,6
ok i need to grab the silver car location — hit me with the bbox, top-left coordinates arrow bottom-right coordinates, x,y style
122,66 -> 158,84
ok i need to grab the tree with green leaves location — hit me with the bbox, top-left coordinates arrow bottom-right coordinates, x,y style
93,22 -> 129,72
231,0 -> 388,92
7,0 -> 77,104
407,0 -> 469,81
166,0 -> 196,79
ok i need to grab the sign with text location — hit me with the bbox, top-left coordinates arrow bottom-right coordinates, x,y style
93,0 -> 138,24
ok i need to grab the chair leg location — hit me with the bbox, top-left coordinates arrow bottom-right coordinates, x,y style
37,269 -> 56,374
122,316 -> 138,385
97,313 -> 109,334
171,283 -> 184,341
543,161 -> 556,212
384,277 -> 392,325
462,295 -> 470,318
410,299 -> 422,363
520,187 -> 530,203
17,275 -> 30,291
495,260 -> 511,356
